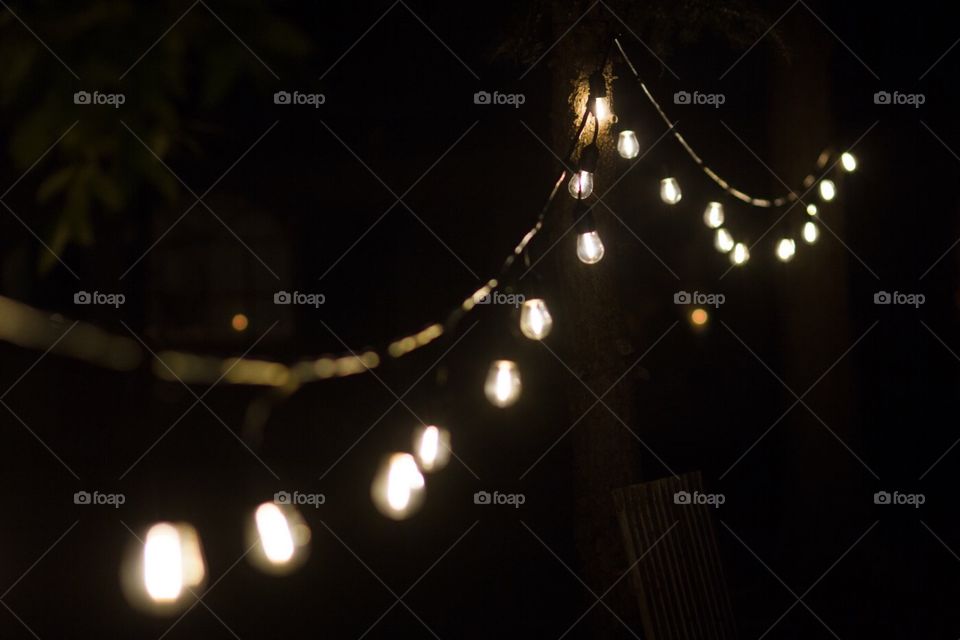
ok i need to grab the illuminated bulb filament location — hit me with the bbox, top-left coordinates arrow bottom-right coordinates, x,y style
576,231 -> 605,264
660,178 -> 682,204
485,360 -> 521,408
802,221 -> 819,244
520,298 -> 553,340
703,202 -> 724,228
776,238 -> 796,262
617,130 -> 640,159
730,242 -> 750,265
714,228 -> 734,253
568,171 -> 594,199
818,179 -> 836,201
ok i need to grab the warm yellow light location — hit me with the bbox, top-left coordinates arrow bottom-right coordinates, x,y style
617,130 -> 640,159
372,453 -> 426,519
484,360 -> 521,408
690,308 -> 709,326
568,170 -> 594,199
519,298 -> 553,340
730,242 -> 750,265
231,313 -> 249,332
840,152 -> 857,172
255,503 -> 295,564
414,425 -> 451,472
703,202 -> 724,228
594,97 -> 610,123
714,228 -> 735,253
803,221 -> 820,244
806,203 -> 818,216
143,522 -> 205,604
660,177 -> 682,205
818,179 -> 836,201
576,231 -> 605,264
776,238 -> 796,262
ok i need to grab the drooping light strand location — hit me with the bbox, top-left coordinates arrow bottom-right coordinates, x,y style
484,360 -> 521,407
371,453 -> 425,520
519,298 -> 553,340
775,238 -> 796,262
660,177 -> 682,205
703,202 -> 724,228
617,130 -> 640,159
714,228 -> 735,253
840,151 -> 857,172
730,242 -> 750,266
413,425 -> 451,472
802,221 -> 820,244
818,179 -> 836,201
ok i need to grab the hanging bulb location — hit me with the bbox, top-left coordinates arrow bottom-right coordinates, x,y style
594,97 -> 611,123
840,151 -> 857,172
617,130 -> 640,159
588,71 -> 609,124
802,221 -> 820,244
818,179 -> 836,201
142,522 -> 205,605
248,502 -> 311,573
703,202 -> 724,228
660,177 -> 682,204
413,425 -> 451,472
484,360 -> 521,407
730,242 -> 750,265
776,238 -> 796,262
576,231 -> 605,264
371,453 -> 425,520
806,203 -> 818,216
714,228 -> 735,253
568,171 -> 594,199
519,298 -> 553,340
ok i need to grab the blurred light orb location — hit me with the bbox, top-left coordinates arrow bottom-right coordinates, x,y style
806,203 -> 818,216
248,502 -> 310,573
703,202 -> 724,228
231,313 -> 249,332
484,360 -> 521,408
660,177 -> 682,205
803,221 -> 820,244
818,179 -> 836,201
576,231 -> 605,264
730,242 -> 750,266
372,453 -> 425,520
714,228 -> 735,253
141,522 -> 205,606
776,238 -> 796,262
690,308 -> 709,327
519,298 -> 553,340
841,151 -> 857,172
414,425 -> 451,472
617,130 -> 640,159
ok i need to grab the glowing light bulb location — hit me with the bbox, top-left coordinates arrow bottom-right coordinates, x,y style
568,171 -> 594,199
730,242 -> 750,266
372,453 -> 425,520
840,152 -> 857,172
660,177 -> 682,204
776,238 -> 796,262
690,308 -> 709,326
414,425 -> 451,472
519,298 -> 553,340
576,231 -> 605,264
256,503 -> 295,564
714,228 -> 734,253
818,179 -> 836,201
617,130 -> 640,159
249,501 -> 311,574
703,202 -> 724,228
594,97 -> 610,123
484,360 -> 521,407
802,221 -> 819,244
806,203 -> 818,216
143,522 -> 205,604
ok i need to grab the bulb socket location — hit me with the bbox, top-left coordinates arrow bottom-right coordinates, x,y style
575,207 -> 597,234
578,144 -> 600,173
589,70 -> 607,100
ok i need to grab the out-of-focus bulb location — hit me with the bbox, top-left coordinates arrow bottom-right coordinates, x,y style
256,503 -> 295,564
594,97 -> 610,123
414,425 -> 451,472
576,231 -> 605,264
730,242 -> 750,265
617,130 -> 640,159
806,203 -> 818,216
372,453 -> 425,520
519,298 -> 553,340
840,152 -> 857,172
248,502 -> 310,574
568,171 -> 594,199
714,228 -> 734,253
776,238 -> 796,262
703,202 -> 724,228
690,308 -> 709,329
143,522 -> 205,604
818,179 -> 836,201
660,177 -> 682,204
484,360 -> 521,408
802,221 -> 819,244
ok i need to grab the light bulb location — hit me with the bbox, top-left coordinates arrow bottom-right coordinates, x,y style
250,502 -> 310,572
576,230 -> 605,264
730,242 -> 750,265
519,298 -> 553,340
568,171 -> 594,199
142,522 -> 205,605
414,425 -> 451,472
776,238 -> 796,262
818,179 -> 836,201
806,203 -> 818,216
714,228 -> 734,253
703,202 -> 724,228
840,151 -> 857,172
484,360 -> 521,408
690,308 -> 709,330
802,221 -> 819,244
617,130 -> 640,159
372,453 -> 425,520
660,177 -> 682,204
594,97 -> 610,123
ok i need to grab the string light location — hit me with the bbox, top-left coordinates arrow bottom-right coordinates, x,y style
690,307 -> 709,328
249,502 -> 311,573
730,242 -> 750,266
484,359 -> 521,407
142,522 -> 205,605
714,228 -> 735,253
568,171 -> 595,199
575,207 -> 605,264
775,238 -> 796,262
841,151 -> 857,172
413,425 -> 451,472
660,177 -> 682,204
519,298 -> 553,340
818,179 -> 836,201
617,130 -> 640,159
594,97 -> 611,123
703,202 -> 724,228
589,70 -> 610,124
372,453 -> 425,520
806,203 -> 818,216
802,221 -> 820,244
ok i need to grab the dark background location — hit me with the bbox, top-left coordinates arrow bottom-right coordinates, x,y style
0,0 -> 958,637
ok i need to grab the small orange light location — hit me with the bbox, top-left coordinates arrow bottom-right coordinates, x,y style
690,308 -> 709,326
231,313 -> 249,332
